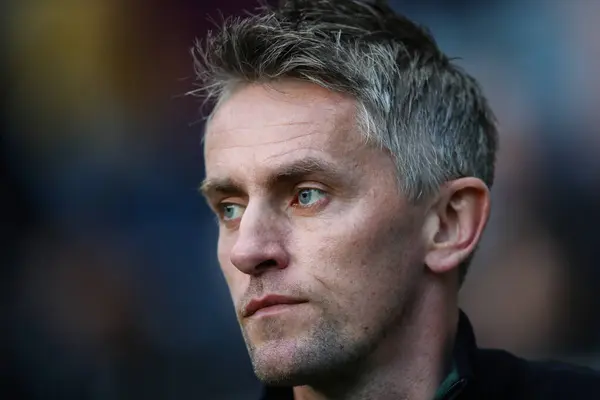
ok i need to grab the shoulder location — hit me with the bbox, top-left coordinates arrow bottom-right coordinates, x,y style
471,348 -> 600,400
525,357 -> 600,399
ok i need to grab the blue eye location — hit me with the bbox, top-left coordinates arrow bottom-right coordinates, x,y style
297,188 -> 326,207
222,204 -> 244,221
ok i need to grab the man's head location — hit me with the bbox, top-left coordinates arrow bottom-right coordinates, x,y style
196,0 -> 497,387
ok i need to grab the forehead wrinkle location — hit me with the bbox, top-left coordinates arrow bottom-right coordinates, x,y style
208,120 -> 314,135
263,120 -> 315,128
206,127 -> 325,152
262,147 -> 332,165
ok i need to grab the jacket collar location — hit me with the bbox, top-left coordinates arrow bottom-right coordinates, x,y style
435,310 -> 475,400
453,310 -> 476,380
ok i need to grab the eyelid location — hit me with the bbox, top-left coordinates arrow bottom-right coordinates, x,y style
294,182 -> 331,192
214,196 -> 247,207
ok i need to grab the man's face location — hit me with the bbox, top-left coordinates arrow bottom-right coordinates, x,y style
203,81 -> 427,385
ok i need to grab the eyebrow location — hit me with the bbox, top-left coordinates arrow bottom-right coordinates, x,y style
199,157 -> 346,200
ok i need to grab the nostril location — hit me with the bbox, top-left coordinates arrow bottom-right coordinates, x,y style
256,259 -> 279,271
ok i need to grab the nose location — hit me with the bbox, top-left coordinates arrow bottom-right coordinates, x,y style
229,204 -> 289,275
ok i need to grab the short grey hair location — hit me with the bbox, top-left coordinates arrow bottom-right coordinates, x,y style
191,0 -> 498,280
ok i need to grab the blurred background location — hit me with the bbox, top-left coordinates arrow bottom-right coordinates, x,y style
2,0 -> 600,398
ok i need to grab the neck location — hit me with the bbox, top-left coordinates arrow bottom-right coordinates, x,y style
292,275 -> 459,400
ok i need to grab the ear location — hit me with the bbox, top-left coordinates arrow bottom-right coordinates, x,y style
423,178 -> 491,275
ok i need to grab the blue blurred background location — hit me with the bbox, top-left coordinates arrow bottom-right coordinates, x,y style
2,0 -> 600,398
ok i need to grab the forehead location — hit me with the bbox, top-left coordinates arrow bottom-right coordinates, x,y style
203,81 -> 369,179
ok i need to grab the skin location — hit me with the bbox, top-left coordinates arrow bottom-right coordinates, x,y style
202,80 -> 490,400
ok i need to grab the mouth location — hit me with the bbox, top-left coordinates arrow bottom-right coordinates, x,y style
243,295 -> 308,318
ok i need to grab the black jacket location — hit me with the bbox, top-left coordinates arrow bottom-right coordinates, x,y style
260,311 -> 600,399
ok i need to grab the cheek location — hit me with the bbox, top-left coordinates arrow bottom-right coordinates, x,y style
217,235 -> 246,301
304,207 -> 421,326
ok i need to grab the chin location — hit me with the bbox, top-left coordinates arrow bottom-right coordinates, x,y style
253,362 -> 318,387
249,339 -> 350,387
248,340 -> 317,385
250,340 -> 302,382
254,369 -> 304,387
245,321 -> 362,385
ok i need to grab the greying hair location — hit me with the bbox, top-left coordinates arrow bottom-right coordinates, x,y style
191,0 -> 498,279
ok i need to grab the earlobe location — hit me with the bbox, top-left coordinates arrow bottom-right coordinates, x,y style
424,178 -> 490,275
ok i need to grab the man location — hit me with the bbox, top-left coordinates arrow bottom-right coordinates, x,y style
194,1 -> 600,399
